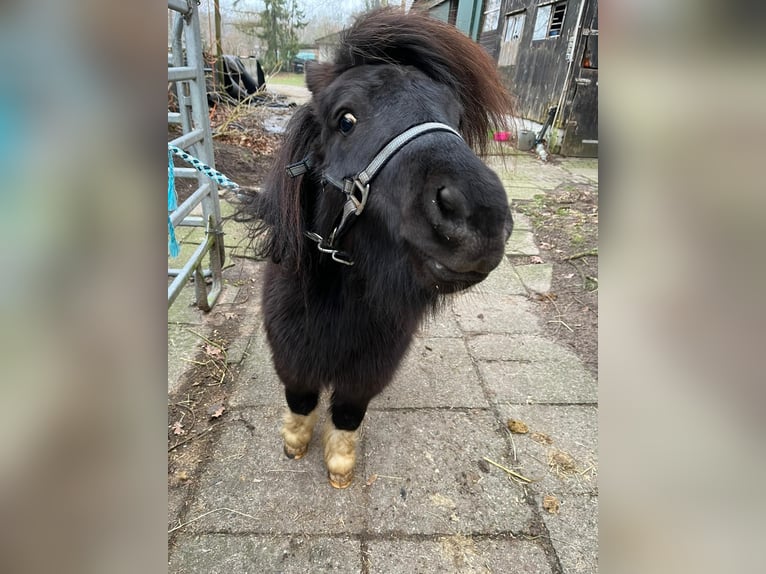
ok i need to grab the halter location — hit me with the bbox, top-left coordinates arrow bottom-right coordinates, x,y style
286,121 -> 463,266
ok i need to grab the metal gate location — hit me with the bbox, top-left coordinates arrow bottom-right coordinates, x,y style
167,0 -> 224,311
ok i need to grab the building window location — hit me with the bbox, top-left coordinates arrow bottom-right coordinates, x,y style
503,12 -> 526,42
482,0 -> 502,33
428,0 -> 458,26
532,1 -> 567,41
498,12 -> 526,66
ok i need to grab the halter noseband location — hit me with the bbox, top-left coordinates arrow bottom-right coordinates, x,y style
286,121 -> 463,266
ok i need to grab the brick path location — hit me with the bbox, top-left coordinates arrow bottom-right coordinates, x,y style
168,154 -> 598,573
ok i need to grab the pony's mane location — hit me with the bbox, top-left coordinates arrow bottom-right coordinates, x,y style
332,7 -> 513,154
248,7 -> 512,269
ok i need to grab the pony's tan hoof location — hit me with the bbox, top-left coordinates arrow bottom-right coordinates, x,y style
328,471 -> 354,489
280,408 -> 317,461
283,444 -> 308,460
323,423 -> 358,489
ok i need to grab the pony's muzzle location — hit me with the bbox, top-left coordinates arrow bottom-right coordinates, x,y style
424,176 -> 510,275
435,185 -> 470,219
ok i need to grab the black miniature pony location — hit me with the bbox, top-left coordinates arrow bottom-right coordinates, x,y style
250,8 -> 513,488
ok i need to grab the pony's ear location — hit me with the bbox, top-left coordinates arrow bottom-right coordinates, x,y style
305,61 -> 338,96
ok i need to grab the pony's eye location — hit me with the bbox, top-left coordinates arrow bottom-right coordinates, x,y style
338,112 -> 357,134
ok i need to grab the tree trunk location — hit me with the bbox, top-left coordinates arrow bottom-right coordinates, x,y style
214,0 -> 224,88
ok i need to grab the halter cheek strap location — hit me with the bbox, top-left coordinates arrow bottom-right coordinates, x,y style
286,121 -> 463,266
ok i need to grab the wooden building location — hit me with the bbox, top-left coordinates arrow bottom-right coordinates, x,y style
411,0 -> 484,39
414,0 -> 598,157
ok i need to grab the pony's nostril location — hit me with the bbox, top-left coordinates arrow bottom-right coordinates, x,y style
435,186 -> 466,218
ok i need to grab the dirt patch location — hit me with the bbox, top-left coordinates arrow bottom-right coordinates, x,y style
167,311 -> 240,535
514,176 -> 598,376
169,101 -> 288,203
168,103 -> 282,541
167,264 -> 266,551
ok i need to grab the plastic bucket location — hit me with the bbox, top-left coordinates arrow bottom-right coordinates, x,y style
517,129 -> 535,151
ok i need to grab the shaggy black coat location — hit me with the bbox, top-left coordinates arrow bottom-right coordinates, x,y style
247,8 -> 513,425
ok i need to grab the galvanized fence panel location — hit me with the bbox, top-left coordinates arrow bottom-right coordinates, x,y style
167,0 -> 224,311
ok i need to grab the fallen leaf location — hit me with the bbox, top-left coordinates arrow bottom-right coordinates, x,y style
549,449 -> 577,473
176,470 -> 190,481
530,432 -> 553,445
539,242 -> 552,250
507,419 -> 529,434
171,421 -> 186,436
543,494 -> 560,514
204,344 -> 223,358
208,403 -> 225,418
366,474 -> 379,486
529,255 -> 544,264
224,312 -> 238,320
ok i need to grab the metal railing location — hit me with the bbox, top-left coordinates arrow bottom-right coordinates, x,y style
167,0 -> 224,311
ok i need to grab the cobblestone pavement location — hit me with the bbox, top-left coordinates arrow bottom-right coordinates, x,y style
168,153 -> 598,573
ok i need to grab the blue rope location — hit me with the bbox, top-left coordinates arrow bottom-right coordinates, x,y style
168,145 -> 240,189
168,216 -> 180,258
168,148 -> 177,211
168,149 -> 180,257
167,145 -> 239,258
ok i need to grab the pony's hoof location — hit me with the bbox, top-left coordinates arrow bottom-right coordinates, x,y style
323,424 -> 358,489
328,471 -> 353,489
283,444 -> 308,460
281,409 -> 317,461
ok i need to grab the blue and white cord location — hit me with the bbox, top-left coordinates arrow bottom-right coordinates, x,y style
167,145 -> 240,257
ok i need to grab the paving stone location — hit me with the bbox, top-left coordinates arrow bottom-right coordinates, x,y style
496,405 -> 598,496
467,334 -> 582,364
363,410 -> 532,536
367,537 -> 551,573
477,360 -> 597,404
170,533 -> 361,574
560,158 -> 599,183
375,337 -> 487,409
417,307 -> 462,337
167,285 -> 207,325
482,153 -> 520,172
505,229 -> 540,256
168,323 -> 204,394
168,484 -> 193,537
224,331 -> 252,366
503,185 -> 547,201
513,263 -> 553,294
169,250 -> 240,315
540,493 -> 598,574
501,175 -> 560,193
453,294 -> 541,334
511,210 -> 534,231
228,331 -> 285,408
485,156 -> 574,192
468,258 -> 526,297
186,407 -> 368,535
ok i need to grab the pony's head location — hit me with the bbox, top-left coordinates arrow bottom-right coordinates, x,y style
252,8 -> 513,295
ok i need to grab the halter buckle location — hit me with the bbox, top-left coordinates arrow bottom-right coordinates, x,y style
349,179 -> 370,215
303,231 -> 354,266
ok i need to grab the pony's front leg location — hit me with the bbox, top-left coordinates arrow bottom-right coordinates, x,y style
323,395 -> 368,489
281,389 -> 320,460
